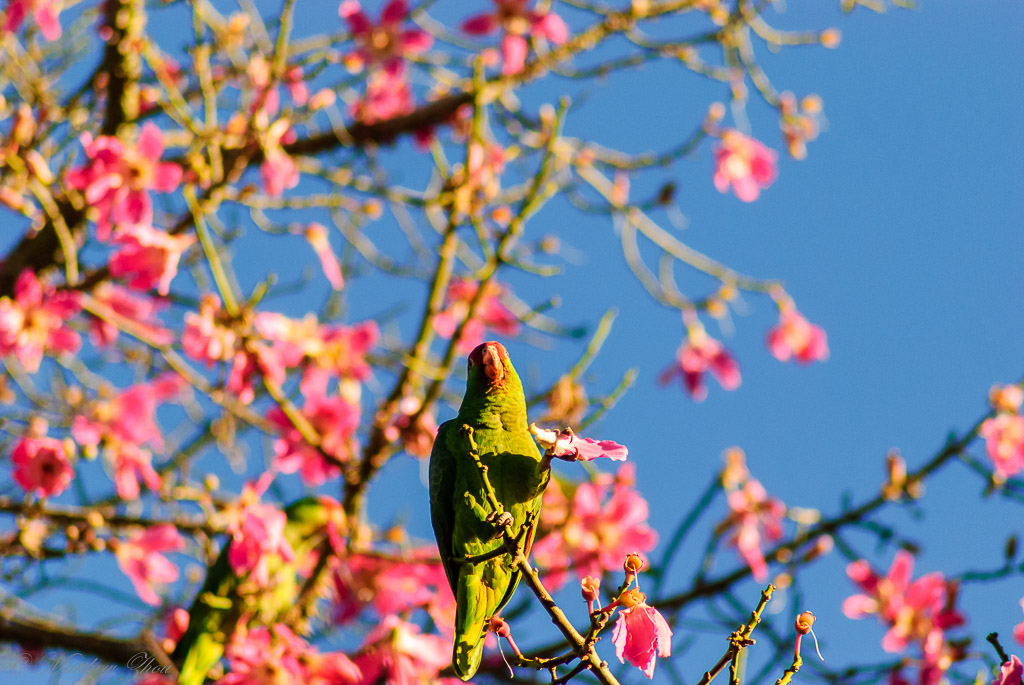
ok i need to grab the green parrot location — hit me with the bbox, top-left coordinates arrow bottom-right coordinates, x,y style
172,496 -> 340,685
429,340 -> 550,680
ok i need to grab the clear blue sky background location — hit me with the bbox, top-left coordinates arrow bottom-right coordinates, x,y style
3,0 -> 1022,683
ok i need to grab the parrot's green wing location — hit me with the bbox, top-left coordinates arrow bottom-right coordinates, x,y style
173,497 -> 334,685
429,419 -> 460,594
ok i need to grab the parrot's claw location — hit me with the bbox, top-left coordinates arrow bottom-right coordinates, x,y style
487,511 -> 514,529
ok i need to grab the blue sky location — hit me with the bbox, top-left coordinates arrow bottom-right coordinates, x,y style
2,0 -> 1022,683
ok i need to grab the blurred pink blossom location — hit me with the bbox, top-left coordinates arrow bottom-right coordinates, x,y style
461,0 -> 568,75
0,270 -> 81,372
766,309 -> 828,364
352,65 -> 414,125
88,284 -> 171,347
66,123 -> 182,240
842,550 -> 964,654
4,0 -> 62,40
720,479 -> 785,581
340,0 -> 432,74
352,615 -> 451,685
712,129 -> 777,202
980,413 -> 1024,481
433,277 -> 520,353
115,524 -> 184,606
108,225 -> 195,295
260,118 -> 299,197
268,394 -> 360,486
305,222 -> 345,290
12,434 -> 74,498
227,494 -> 295,587
660,325 -> 740,401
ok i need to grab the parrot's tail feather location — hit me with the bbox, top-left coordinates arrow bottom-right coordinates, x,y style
177,632 -> 224,685
453,633 -> 486,681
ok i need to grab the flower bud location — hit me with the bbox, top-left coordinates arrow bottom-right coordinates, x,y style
795,611 -> 815,635
624,553 -> 644,576
581,576 -> 600,602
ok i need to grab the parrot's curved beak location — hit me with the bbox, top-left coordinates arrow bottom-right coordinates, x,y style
482,344 -> 505,385
469,341 -> 507,385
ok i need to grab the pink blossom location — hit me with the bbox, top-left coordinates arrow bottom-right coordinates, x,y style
227,495 -> 295,587
433,277 -> 520,353
339,0 -> 432,74
995,656 -> 1023,685
226,344 -> 287,405
259,118 -> 299,197
218,625 -> 306,685
530,424 -> 628,462
108,225 -> 195,295
219,623 -> 361,685
990,384 -> 1024,414
304,223 -> 344,290
381,395 -> 438,459
842,551 -> 964,654
533,464 -> 657,590
712,129 -> 777,202
65,123 -> 182,240
88,283 -> 171,347
268,394 -> 360,486
333,551 -> 454,627
980,413 -> 1024,480
12,435 -> 74,498
300,320 -> 379,397
461,0 -> 569,75
352,65 -> 414,125
0,269 -> 81,372
659,326 -> 740,401
4,0 -> 62,41
182,294 -> 238,365
72,373 -> 184,451
720,479 -> 785,581
115,524 -> 184,606
767,309 -> 828,364
283,66 -> 309,106
352,616 -> 451,685
609,589 -> 672,678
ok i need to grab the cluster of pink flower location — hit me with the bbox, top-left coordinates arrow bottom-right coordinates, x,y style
333,549 -> 454,631
71,373 -> 186,500
66,123 -> 190,296
341,0 -> 431,124
980,384 -> 1024,482
10,374 -> 186,502
0,269 -> 81,372
532,463 -> 657,590
843,550 -> 965,685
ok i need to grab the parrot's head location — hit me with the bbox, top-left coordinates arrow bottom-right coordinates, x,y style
468,340 -> 510,387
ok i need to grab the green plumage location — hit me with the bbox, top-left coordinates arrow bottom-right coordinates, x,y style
172,497 -> 334,685
429,342 -> 550,680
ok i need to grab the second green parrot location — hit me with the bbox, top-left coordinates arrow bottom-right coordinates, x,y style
429,340 -> 550,680
172,496 -> 340,685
